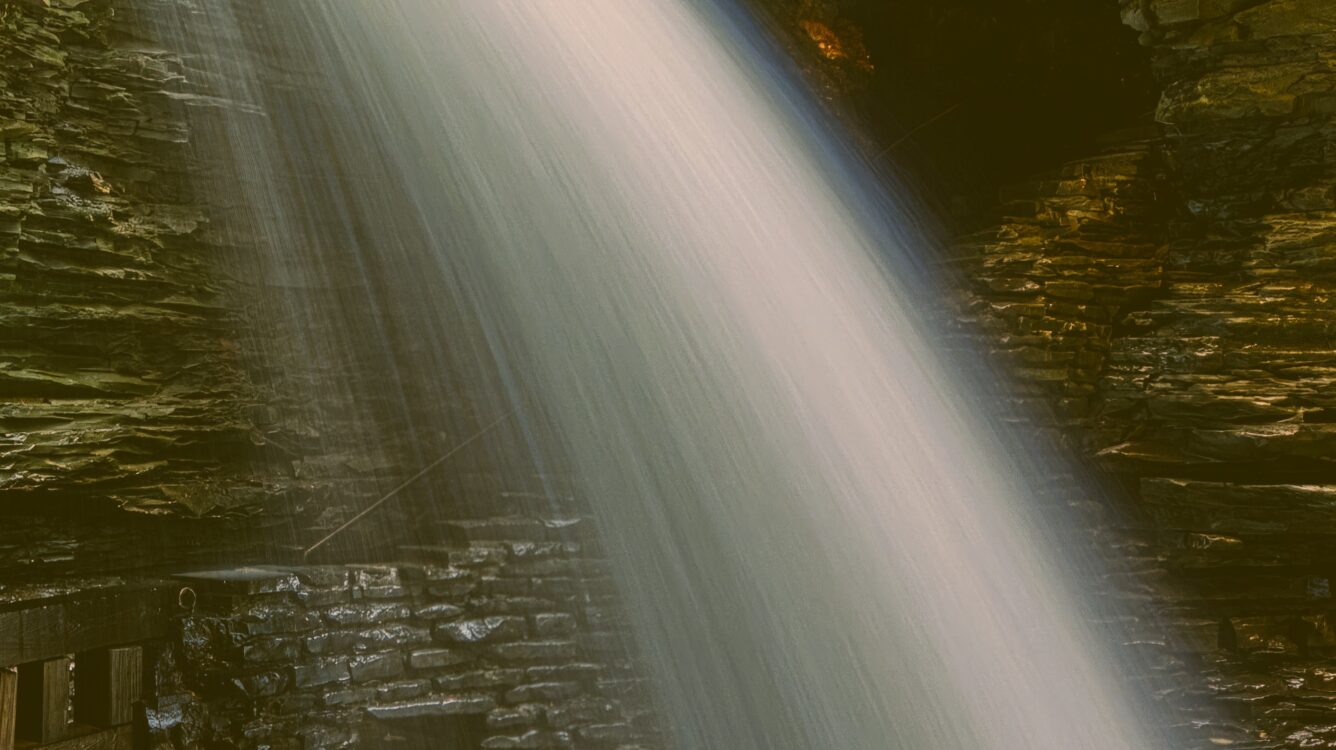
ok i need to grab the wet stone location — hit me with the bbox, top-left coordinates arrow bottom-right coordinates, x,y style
481,729 -> 572,749
524,663 -> 603,683
508,541 -> 579,558
400,564 -> 473,582
487,641 -> 579,663
358,623 -> 432,649
365,693 -> 498,720
297,588 -> 350,607
284,566 -> 351,589
487,703 -> 545,729
436,616 -> 527,644
413,601 -> 465,620
409,647 -> 475,670
272,692 -> 320,714
478,578 -> 532,597
503,559 -> 575,577
299,723 -> 355,750
577,723 -> 634,743
451,547 -> 508,567
180,617 -> 241,661
529,578 -> 579,599
505,682 -> 583,704
304,630 -> 360,656
292,656 -> 350,688
243,635 -> 302,664
238,604 -> 322,636
595,677 -> 650,700
427,579 -> 480,597
545,696 -> 622,729
375,678 -> 432,702
533,613 -> 577,637
349,652 -> 405,683
433,668 -> 526,692
474,596 -> 561,615
322,602 -> 412,626
323,687 -> 377,707
351,565 -> 401,588
228,668 -> 291,699
441,518 -> 548,543
351,585 -> 408,600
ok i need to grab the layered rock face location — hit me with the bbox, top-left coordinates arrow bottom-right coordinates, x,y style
0,0 -> 335,584
957,0 -> 1336,745
156,543 -> 661,749
0,0 -> 263,516
1,5 -> 667,748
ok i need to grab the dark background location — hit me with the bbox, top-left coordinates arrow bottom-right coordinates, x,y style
752,0 -> 1158,226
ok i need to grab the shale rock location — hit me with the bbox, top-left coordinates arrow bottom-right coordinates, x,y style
957,1 -> 1336,745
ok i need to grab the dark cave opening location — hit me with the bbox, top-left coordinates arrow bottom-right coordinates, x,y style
754,0 -> 1158,227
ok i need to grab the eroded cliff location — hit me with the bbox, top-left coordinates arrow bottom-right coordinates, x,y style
954,0 -> 1336,745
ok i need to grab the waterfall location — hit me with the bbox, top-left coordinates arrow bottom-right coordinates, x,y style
158,0 -> 1164,747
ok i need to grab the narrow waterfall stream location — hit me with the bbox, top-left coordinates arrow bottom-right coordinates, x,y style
158,1 -> 1165,747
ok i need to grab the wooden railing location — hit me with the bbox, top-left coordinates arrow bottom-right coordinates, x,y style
0,582 -> 170,750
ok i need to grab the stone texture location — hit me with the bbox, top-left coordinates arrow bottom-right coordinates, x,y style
0,3 -> 667,749
366,693 -> 497,720
956,0 -> 1336,745
0,0 -> 291,518
150,559 -> 662,748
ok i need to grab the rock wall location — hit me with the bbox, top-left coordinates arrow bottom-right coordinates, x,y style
0,0 -> 331,586
0,0 -> 268,515
956,0 -> 1336,745
1,6 -> 666,749
154,545 -> 661,749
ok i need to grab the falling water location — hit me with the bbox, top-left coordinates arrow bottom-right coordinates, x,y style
156,0 -> 1164,747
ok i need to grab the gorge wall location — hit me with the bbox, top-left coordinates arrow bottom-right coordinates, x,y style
952,0 -> 1336,746
0,0 -> 320,581
7,0 -> 1336,748
0,3 -> 661,748
153,544 -> 660,749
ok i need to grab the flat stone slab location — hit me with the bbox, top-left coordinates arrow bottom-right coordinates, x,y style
366,693 -> 497,720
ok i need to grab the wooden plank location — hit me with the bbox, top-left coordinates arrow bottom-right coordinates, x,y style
0,585 -> 170,667
0,667 -> 17,750
73,647 -> 142,728
16,657 -> 71,744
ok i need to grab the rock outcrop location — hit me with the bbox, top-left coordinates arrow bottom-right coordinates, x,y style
0,0 -> 272,517
153,543 -> 662,749
0,6 -> 667,748
956,0 -> 1336,745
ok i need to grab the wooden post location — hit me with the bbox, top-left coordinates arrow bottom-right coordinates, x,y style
73,646 -> 143,727
16,656 -> 71,744
0,667 -> 17,750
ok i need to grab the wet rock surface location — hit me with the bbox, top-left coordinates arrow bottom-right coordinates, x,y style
0,0 -> 344,588
956,0 -> 1336,745
0,0 -> 267,516
0,5 -> 669,749
8,0 -> 1336,746
155,540 -> 663,750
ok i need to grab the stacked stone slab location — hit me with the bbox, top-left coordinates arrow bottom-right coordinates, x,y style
1106,0 -> 1336,609
952,128 -> 1170,436
153,532 -> 662,750
0,0 -> 286,516
956,0 -> 1336,745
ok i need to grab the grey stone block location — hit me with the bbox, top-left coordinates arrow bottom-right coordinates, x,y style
436,615 -> 527,644
349,652 -> 405,683
366,693 -> 498,720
